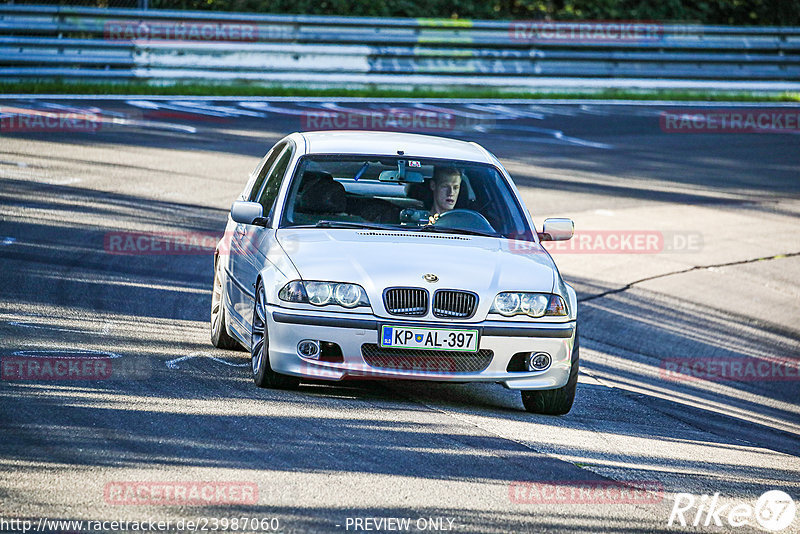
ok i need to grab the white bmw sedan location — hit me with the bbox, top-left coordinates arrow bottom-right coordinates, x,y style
211,131 -> 579,414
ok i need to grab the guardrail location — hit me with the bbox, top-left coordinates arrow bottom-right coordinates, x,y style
1,5 -> 799,91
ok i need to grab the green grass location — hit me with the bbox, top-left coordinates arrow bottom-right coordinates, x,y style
2,80 -> 799,102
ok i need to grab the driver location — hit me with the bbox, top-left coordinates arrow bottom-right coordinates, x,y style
429,167 -> 461,223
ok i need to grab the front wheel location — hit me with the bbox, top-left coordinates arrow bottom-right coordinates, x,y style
251,280 -> 300,390
521,328 -> 579,415
211,258 -> 240,350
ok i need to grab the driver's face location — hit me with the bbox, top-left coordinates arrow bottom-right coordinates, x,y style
431,173 -> 461,215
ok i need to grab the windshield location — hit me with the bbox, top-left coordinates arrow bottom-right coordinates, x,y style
279,155 -> 534,239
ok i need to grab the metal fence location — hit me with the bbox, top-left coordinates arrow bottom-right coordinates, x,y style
1,4 -> 799,91
3,0 -> 147,8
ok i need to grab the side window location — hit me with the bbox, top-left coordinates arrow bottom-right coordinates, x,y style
257,145 -> 293,219
247,142 -> 286,202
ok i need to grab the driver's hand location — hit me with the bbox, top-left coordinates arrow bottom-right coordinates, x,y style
428,213 -> 440,225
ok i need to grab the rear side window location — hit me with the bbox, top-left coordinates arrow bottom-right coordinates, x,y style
248,142 -> 286,202
257,145 -> 293,219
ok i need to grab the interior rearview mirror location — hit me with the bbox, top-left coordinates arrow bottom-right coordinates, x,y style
539,218 -> 574,241
378,161 -> 425,183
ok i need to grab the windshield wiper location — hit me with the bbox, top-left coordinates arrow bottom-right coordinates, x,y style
417,224 -> 500,238
295,220 -> 498,237
312,220 -> 405,231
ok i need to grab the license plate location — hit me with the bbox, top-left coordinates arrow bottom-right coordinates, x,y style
380,325 -> 479,352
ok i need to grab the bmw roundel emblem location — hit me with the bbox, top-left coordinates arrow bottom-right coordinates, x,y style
423,273 -> 439,283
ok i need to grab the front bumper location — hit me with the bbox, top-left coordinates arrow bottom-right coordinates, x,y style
266,307 -> 576,391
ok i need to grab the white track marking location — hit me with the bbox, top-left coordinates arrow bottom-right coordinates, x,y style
237,101 -> 310,115
594,209 -> 616,216
412,103 -> 497,120
8,320 -> 112,335
48,177 -> 83,185
168,100 -> 266,117
127,99 -> 262,119
165,351 -> 249,369
0,160 -> 29,168
10,322 -> 90,334
475,124 -> 613,149
126,99 -> 228,117
12,349 -> 122,359
463,103 -> 545,120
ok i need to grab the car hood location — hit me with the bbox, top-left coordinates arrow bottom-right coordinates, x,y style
276,229 -> 557,314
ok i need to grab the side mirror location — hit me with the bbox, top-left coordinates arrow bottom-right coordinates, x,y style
539,218 -> 574,241
230,201 -> 266,226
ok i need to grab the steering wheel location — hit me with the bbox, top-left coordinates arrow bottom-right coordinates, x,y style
434,209 -> 497,234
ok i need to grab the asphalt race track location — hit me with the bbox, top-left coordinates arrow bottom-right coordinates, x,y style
0,98 -> 798,533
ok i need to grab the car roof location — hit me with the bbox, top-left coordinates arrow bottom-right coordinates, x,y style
294,131 -> 493,164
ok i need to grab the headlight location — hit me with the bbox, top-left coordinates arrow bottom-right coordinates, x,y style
334,283 -> 363,308
491,292 -> 567,318
492,292 -> 521,316
305,281 -> 333,305
279,281 -> 370,309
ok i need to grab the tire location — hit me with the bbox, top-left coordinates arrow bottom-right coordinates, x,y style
211,257 -> 240,350
251,280 -> 300,390
521,328 -> 579,415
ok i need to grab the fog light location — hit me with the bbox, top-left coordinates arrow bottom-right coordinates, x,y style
526,352 -> 551,371
297,340 -> 320,359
